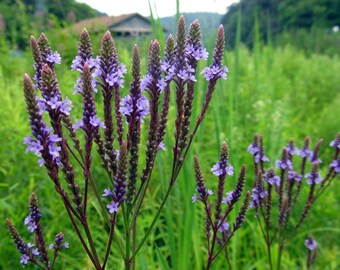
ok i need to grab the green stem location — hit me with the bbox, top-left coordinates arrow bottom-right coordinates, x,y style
129,186 -> 173,260
277,244 -> 284,270
83,219 -> 101,268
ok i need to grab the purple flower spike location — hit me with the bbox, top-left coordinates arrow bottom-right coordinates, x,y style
275,159 -> 293,170
305,170 -> 322,185
119,94 -> 149,121
211,162 -> 234,176
247,143 -> 259,155
288,170 -> 302,182
250,186 -> 267,208
264,170 -> 281,186
298,146 -> 312,158
192,194 -> 198,203
107,201 -> 119,213
305,238 -> 317,250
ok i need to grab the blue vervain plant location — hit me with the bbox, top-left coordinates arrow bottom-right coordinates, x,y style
7,16 -> 229,269
248,133 -> 340,270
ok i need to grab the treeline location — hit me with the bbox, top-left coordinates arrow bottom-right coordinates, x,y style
0,0 -> 104,49
221,0 -> 340,51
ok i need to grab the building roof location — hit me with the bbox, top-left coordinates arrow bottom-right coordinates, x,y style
72,13 -> 154,34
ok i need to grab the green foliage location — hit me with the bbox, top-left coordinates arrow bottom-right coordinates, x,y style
0,0 -> 104,49
221,0 -> 340,52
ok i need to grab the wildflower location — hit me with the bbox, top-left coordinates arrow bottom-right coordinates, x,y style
46,51 -> 61,64
275,159 -> 293,170
305,172 -> 322,185
222,191 -> 234,203
288,170 -> 303,182
247,142 -> 259,155
330,134 -> 340,149
119,94 -> 149,121
286,141 -> 299,156
211,162 -> 234,176
330,159 -> 340,173
298,146 -> 311,158
20,254 -> 29,266
264,169 -> 281,186
250,185 -> 267,208
218,221 -> 229,233
305,237 -> 317,251
107,201 -> 119,213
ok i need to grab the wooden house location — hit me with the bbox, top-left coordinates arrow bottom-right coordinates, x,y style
73,13 -> 162,37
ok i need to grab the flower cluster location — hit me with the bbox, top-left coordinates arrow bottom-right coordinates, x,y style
49,233 -> 69,250
192,142 -> 249,268
7,193 -> 67,268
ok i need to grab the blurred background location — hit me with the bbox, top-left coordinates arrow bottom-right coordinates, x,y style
0,0 -> 339,269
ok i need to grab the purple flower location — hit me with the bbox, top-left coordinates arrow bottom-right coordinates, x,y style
89,115 -> 105,129
288,170 -> 302,182
119,94 -> 149,121
36,98 -> 47,114
48,143 -> 61,160
46,96 -> 61,110
71,55 -> 82,70
309,151 -> 322,163
247,143 -> 259,155
59,97 -> 72,115
330,137 -> 340,149
250,186 -> 267,208
20,254 -> 29,265
218,221 -> 230,233
49,232 -> 69,251
46,52 -> 61,64
305,171 -> 322,185
222,191 -> 234,204
211,161 -> 234,176
156,78 -> 167,92
192,194 -> 198,203
102,188 -> 114,197
207,189 -> 213,195
158,141 -> 166,151
107,201 -> 119,213
24,215 -> 37,232
105,72 -> 124,88
298,146 -> 311,158
186,44 -> 209,60
286,143 -> 299,156
264,170 -> 281,186
73,120 -> 83,131
201,65 -> 228,81
330,159 -> 340,173
178,66 -> 196,82
32,248 -> 40,256
305,238 -> 317,250
254,153 -> 270,163
141,74 -> 153,91
275,159 -> 293,170
23,136 -> 43,156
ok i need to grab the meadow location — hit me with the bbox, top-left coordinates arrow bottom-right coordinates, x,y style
0,23 -> 339,269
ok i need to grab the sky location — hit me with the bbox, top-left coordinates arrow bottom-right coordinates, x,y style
76,0 -> 239,18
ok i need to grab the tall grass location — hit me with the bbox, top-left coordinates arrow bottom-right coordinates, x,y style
1,13 -> 340,270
